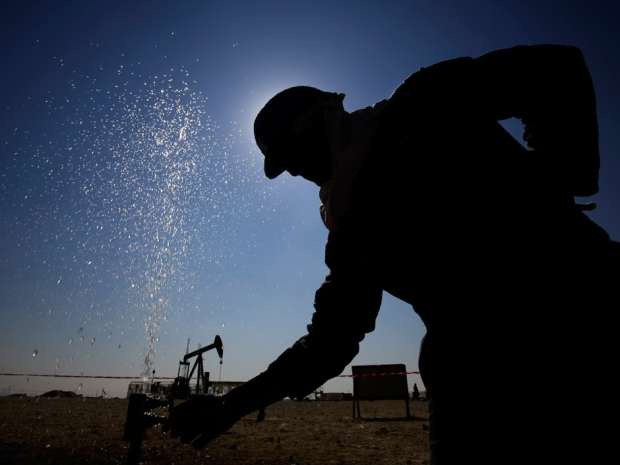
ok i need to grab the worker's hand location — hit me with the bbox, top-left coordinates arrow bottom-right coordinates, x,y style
165,395 -> 238,449
522,117 -> 550,152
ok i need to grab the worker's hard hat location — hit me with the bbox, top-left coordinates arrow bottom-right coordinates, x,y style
254,86 -> 343,179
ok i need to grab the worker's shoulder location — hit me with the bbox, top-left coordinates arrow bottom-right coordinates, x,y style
479,43 -> 585,60
476,43 -> 587,72
389,55 -> 475,103
389,44 -> 585,104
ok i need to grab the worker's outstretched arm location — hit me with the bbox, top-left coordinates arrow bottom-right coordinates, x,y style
476,44 -> 600,196
168,226 -> 382,447
224,224 -> 382,405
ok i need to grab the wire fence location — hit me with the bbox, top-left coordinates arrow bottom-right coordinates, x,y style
0,370 -> 425,398
0,370 -> 420,380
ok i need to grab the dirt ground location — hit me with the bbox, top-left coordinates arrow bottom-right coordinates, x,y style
0,397 -> 429,465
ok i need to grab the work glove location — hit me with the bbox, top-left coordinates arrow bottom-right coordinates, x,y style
165,395 -> 238,449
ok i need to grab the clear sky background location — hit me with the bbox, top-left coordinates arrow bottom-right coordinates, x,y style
1,0 -> 619,397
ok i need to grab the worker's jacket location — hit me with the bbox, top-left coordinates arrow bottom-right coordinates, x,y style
263,44 -> 611,400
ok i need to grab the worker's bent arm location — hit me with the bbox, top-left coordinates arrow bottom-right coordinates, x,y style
223,226 -> 382,416
389,44 -> 599,197
475,44 -> 599,196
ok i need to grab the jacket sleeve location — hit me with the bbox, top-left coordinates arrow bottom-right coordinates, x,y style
389,44 -> 599,197
257,224 -> 383,400
221,226 -> 382,415
474,44 -> 599,196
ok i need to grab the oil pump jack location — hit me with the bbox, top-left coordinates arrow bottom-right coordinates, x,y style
171,335 -> 224,398
123,335 -> 224,464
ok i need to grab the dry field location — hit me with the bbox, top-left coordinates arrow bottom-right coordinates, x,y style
0,397 -> 429,465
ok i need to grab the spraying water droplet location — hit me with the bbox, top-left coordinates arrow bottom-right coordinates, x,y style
32,349 -> 38,358
13,63 -> 254,383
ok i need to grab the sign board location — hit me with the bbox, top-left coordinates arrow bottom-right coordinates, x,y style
352,364 -> 410,419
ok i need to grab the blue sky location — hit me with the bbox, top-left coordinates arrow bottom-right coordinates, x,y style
1,0 -> 619,397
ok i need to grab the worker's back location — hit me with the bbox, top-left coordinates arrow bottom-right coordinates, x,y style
342,65 -> 616,462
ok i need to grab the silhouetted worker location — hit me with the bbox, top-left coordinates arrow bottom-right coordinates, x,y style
169,44 -> 618,464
